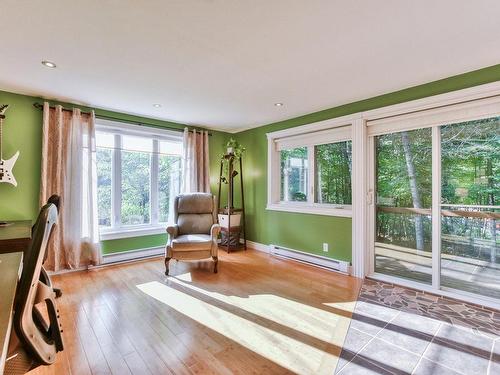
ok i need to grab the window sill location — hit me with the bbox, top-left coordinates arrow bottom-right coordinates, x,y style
266,203 -> 352,218
99,225 -> 168,241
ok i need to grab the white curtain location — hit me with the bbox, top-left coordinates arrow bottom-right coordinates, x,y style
40,103 -> 101,271
182,128 -> 210,193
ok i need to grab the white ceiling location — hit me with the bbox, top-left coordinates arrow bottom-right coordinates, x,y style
1,1 -> 499,133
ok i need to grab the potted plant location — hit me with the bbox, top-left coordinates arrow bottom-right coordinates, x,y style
220,138 -> 245,184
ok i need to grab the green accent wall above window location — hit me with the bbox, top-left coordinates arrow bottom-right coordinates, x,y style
234,64 -> 500,263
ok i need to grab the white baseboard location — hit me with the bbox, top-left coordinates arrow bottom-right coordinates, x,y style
48,266 -> 87,276
246,240 -> 270,253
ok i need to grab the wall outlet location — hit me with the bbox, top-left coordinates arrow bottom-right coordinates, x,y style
323,243 -> 329,252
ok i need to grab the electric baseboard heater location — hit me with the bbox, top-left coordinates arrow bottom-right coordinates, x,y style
269,244 -> 350,274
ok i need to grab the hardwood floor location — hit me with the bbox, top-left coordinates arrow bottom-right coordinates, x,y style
30,249 -> 362,375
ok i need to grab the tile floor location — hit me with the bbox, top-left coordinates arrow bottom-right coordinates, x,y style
336,279 -> 500,375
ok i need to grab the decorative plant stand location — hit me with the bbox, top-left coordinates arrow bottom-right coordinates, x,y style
217,153 -> 246,253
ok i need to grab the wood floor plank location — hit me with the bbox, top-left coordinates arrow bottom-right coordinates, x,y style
27,249 -> 361,375
82,306 -> 132,375
98,302 -> 177,375
122,351 -> 153,375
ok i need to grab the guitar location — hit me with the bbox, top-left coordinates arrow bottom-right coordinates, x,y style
0,104 -> 19,186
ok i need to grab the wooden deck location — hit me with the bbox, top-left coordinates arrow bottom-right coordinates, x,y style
375,243 -> 500,298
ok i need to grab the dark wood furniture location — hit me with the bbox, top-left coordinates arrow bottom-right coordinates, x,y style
217,154 -> 246,252
0,220 -> 32,254
0,251 -> 23,374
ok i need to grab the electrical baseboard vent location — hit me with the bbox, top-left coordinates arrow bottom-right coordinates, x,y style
102,246 -> 164,265
269,244 -> 350,274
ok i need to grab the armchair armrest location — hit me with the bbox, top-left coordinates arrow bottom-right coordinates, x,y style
210,223 -> 221,239
166,224 -> 179,239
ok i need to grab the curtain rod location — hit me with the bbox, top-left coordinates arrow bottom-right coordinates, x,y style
32,103 -> 212,136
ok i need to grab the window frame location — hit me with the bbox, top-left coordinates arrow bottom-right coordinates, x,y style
267,117 -> 355,217
95,119 -> 183,240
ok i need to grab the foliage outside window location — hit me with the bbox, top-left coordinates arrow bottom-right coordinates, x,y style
96,141 -> 113,227
96,128 -> 182,233
375,128 -> 432,253
158,152 -> 182,223
315,141 -> 352,205
440,117 -> 499,260
121,135 -> 152,225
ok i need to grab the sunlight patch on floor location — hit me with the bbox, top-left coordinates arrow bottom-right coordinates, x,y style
322,301 -> 358,311
137,281 -> 346,374
175,272 -> 193,282
169,277 -> 353,345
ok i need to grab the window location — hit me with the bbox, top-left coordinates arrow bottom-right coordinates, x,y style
95,120 -> 182,239
267,122 -> 352,216
280,147 -> 308,202
158,140 -> 182,223
121,135 -> 152,225
96,133 -> 113,228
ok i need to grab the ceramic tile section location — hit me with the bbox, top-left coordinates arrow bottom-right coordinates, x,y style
336,279 -> 500,375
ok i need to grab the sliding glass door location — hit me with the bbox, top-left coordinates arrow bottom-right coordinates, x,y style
370,114 -> 500,300
440,118 -> 500,298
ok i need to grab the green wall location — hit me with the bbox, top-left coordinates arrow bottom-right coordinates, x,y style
234,64 -> 500,262
0,90 -> 230,255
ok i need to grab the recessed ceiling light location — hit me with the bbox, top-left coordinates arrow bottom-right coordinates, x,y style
41,60 -> 57,68
153,104 -> 162,108
274,102 -> 284,107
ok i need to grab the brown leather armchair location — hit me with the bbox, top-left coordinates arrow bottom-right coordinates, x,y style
165,193 -> 221,275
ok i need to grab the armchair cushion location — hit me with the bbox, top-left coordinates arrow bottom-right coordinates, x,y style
178,213 -> 213,235
177,193 -> 214,214
173,234 -> 211,244
169,234 -> 212,254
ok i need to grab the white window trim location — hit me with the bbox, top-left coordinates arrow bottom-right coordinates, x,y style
266,203 -> 353,217
366,94 -> 500,135
97,118 -> 182,142
96,119 -> 182,240
267,115 -> 356,217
